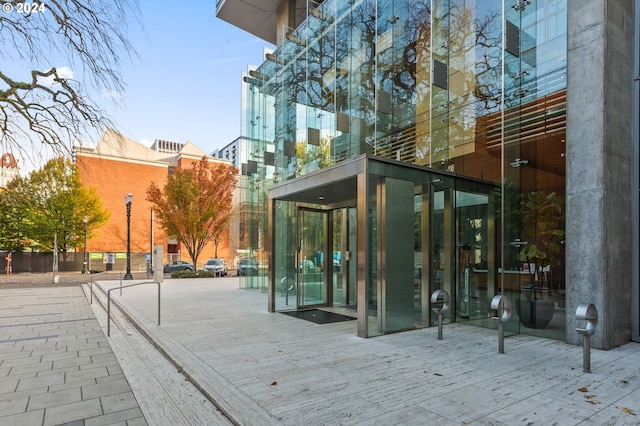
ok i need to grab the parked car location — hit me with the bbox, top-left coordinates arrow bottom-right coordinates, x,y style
163,260 -> 194,273
203,258 -> 228,276
237,258 -> 258,276
298,259 -> 316,273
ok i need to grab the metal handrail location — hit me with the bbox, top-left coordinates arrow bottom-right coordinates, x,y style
107,281 -> 161,337
88,270 -> 123,305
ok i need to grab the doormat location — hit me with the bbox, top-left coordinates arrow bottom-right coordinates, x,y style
280,309 -> 356,325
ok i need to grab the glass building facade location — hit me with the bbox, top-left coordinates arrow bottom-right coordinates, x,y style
235,0 -> 569,340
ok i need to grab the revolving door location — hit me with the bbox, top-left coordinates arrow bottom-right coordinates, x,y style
268,156 -> 498,338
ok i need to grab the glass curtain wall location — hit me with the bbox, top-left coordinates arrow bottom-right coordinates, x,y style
245,0 -> 567,339
273,199 -> 297,311
502,0 -> 567,340
242,63 -> 275,292
363,160 -> 497,336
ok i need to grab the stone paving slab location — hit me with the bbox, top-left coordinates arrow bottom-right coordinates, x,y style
3,277 -> 640,425
0,287 -> 147,426
83,282 -> 231,426
102,277 -> 640,426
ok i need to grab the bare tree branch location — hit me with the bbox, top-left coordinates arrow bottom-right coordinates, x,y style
0,0 -> 139,162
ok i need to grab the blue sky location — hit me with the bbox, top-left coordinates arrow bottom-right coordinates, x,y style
106,0 -> 271,153
3,0 -> 270,171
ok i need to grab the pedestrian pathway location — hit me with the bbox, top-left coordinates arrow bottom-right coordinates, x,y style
0,284 -> 229,426
2,278 -> 640,425
0,287 -> 146,425
101,277 -> 640,426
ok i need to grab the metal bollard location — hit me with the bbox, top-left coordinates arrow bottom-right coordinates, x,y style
430,290 -> 450,340
281,277 -> 294,305
575,303 -> 597,373
490,295 -> 512,354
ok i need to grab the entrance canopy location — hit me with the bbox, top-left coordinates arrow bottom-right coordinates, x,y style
268,154 -> 499,338
270,156 -> 362,206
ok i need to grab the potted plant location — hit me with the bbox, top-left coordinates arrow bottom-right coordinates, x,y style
516,190 -> 565,329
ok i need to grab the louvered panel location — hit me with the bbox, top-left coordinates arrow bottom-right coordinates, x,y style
376,126 -> 418,162
483,89 -> 566,150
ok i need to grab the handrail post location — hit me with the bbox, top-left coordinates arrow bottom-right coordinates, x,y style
104,281 -> 161,337
107,288 -> 112,337
89,270 -> 118,305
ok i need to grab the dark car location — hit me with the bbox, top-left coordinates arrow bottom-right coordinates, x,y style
163,260 -> 194,273
203,258 -> 228,276
237,258 -> 258,276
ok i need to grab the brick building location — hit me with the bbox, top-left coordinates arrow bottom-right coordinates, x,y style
74,129 -> 233,272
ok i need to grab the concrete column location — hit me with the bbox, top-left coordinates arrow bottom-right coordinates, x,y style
566,0 -> 635,349
634,0 -> 640,343
276,0 -> 296,47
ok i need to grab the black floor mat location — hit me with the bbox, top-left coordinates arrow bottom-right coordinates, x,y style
280,309 -> 356,324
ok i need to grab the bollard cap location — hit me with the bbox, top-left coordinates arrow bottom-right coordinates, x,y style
430,289 -> 450,314
490,295 -> 512,323
576,303 -> 597,336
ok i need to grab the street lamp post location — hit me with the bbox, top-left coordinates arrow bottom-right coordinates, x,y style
82,216 -> 88,274
124,193 -> 133,280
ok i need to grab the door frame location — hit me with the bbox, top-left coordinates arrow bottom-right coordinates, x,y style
295,206 -> 333,309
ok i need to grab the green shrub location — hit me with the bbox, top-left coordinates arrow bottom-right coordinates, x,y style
170,270 -> 216,279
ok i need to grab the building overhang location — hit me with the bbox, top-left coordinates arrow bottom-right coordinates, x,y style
270,156 -> 363,207
269,154 -> 496,208
215,0 -> 307,45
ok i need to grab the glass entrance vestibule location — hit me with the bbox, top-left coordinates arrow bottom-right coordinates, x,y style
267,155 -> 513,338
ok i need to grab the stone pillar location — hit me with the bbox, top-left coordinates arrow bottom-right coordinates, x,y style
566,0 -> 634,349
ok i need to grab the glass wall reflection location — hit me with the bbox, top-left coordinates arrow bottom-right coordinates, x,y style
244,0 -> 566,340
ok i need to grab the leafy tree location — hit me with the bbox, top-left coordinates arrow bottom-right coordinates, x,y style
295,136 -> 331,176
0,158 -> 110,252
0,0 -> 138,161
146,157 -> 237,269
0,176 -> 33,251
211,209 -> 232,259
517,190 -> 565,295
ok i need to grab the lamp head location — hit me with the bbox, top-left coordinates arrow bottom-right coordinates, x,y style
124,192 -> 133,205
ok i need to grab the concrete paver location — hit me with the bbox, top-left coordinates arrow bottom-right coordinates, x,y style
104,277 -> 640,426
84,281 -> 231,425
2,275 -> 640,425
0,287 -> 147,426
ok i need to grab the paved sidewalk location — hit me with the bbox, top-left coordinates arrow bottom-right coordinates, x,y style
2,277 -> 640,425
102,277 -> 640,425
0,287 -> 146,425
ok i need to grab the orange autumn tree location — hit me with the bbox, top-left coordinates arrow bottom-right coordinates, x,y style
146,157 -> 237,271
